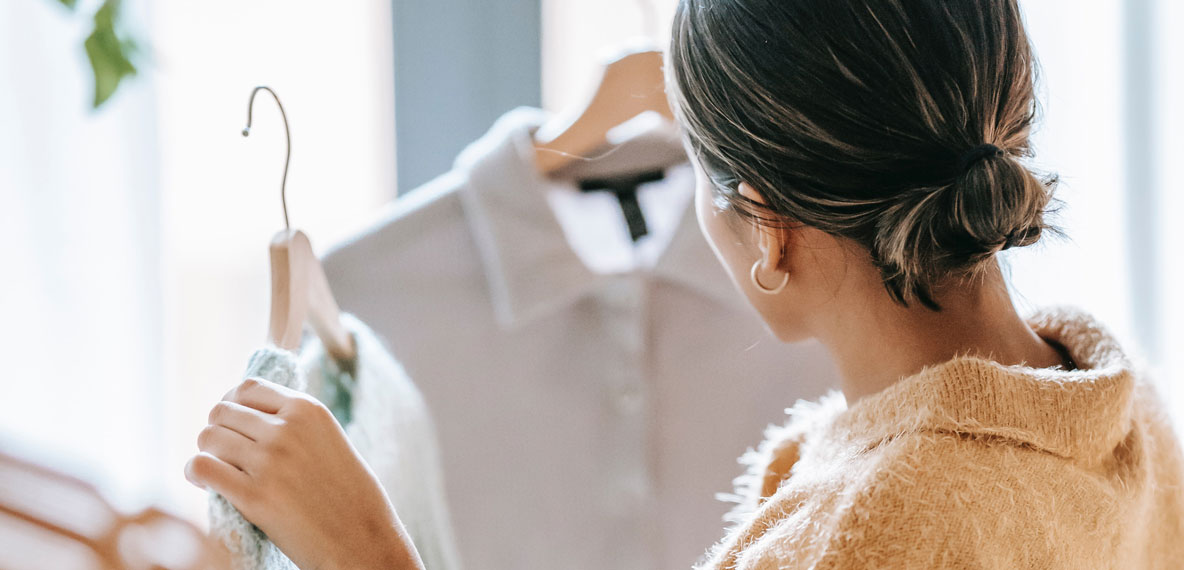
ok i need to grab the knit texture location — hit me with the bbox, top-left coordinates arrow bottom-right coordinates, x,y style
300,314 -> 463,570
699,305 -> 1184,569
208,347 -> 303,570
208,317 -> 463,570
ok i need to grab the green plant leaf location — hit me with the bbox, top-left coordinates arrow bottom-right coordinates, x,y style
57,0 -> 77,10
83,0 -> 137,108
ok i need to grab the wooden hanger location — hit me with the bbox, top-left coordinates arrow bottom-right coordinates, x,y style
532,45 -> 677,176
244,86 -> 356,362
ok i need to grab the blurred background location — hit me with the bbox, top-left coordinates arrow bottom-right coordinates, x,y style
0,0 -> 1180,525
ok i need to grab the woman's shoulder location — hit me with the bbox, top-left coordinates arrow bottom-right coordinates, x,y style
701,424 -> 1107,569
702,304 -> 1180,569
717,390 -> 849,524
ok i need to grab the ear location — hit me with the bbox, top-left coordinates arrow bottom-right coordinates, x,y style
738,182 -> 788,271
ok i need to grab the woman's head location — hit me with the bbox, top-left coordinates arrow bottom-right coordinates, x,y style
667,0 -> 1058,338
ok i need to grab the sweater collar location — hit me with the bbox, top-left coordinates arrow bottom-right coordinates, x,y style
824,306 -> 1137,464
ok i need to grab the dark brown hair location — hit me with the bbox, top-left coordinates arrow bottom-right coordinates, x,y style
668,0 -> 1060,310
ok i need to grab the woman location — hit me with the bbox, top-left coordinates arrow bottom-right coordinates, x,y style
186,0 -> 1184,568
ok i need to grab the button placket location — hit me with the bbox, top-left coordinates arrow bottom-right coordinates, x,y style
615,383 -> 644,415
597,273 -> 656,569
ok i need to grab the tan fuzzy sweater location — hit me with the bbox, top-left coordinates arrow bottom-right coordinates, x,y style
700,306 -> 1184,569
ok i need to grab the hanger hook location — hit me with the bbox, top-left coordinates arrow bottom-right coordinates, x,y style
242,86 -> 292,230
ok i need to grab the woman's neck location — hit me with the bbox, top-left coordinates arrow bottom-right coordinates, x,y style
816,264 -> 1068,407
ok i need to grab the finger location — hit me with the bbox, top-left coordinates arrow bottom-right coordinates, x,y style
196,424 -> 258,474
207,400 -> 276,441
185,452 -> 251,506
226,377 -> 293,414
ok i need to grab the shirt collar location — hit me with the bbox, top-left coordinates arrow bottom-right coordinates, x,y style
455,106 -> 747,329
825,305 -> 1138,464
649,190 -> 751,313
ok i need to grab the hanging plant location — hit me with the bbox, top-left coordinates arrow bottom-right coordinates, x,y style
57,0 -> 139,109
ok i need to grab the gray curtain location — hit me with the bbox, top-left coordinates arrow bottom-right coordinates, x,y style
392,0 -> 541,191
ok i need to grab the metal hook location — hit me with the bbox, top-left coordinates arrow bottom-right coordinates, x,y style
242,86 -> 292,229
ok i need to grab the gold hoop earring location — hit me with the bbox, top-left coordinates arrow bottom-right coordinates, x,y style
750,260 -> 788,295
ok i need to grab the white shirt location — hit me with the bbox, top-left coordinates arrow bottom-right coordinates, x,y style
324,107 -> 839,570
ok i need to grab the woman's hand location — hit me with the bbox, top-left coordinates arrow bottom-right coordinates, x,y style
185,377 -> 424,570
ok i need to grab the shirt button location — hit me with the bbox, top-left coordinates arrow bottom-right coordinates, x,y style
616,385 -> 644,414
618,472 -> 650,504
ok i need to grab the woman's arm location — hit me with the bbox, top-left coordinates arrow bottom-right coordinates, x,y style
185,377 -> 425,570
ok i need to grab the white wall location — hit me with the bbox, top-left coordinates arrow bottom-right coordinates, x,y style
0,0 -> 163,510
1003,2 -> 1133,336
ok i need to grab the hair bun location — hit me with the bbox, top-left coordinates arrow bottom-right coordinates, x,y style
1002,224 -> 1042,251
957,144 -> 1006,173
873,149 -> 1055,308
